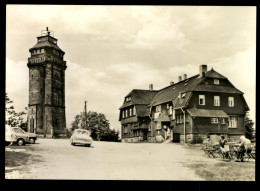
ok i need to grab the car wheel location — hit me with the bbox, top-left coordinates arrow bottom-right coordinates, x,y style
17,139 -> 25,146
29,138 -> 35,144
71,140 -> 75,146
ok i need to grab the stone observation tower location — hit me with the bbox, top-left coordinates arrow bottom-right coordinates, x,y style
27,27 -> 67,137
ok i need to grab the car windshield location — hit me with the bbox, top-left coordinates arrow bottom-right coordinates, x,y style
12,128 -> 25,134
75,130 -> 89,135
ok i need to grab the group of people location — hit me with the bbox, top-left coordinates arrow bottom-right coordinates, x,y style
204,134 -> 253,162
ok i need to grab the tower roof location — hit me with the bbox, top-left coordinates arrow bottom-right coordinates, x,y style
29,27 -> 64,53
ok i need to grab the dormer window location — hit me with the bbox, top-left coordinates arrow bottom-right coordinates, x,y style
181,93 -> 186,98
126,96 -> 131,102
155,105 -> 161,112
214,79 -> 219,85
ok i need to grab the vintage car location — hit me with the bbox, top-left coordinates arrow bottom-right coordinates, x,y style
5,125 -> 29,146
21,129 -> 37,144
70,129 -> 93,147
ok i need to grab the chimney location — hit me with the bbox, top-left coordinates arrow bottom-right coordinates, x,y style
183,74 -> 187,80
170,81 -> 174,85
178,76 -> 182,82
149,84 -> 153,91
199,65 -> 207,78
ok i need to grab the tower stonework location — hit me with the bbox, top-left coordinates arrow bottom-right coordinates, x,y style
27,28 -> 67,138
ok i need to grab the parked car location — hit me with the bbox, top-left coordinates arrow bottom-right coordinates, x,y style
70,129 -> 93,147
5,125 -> 29,146
21,128 -> 37,144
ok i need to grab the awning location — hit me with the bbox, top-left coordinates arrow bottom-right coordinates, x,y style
187,108 -> 229,118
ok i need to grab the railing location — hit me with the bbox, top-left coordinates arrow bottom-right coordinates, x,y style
28,56 -> 66,65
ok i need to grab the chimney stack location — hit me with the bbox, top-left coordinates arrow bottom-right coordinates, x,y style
183,74 -> 187,80
178,76 -> 182,82
149,84 -> 153,91
199,65 -> 207,78
170,81 -> 174,85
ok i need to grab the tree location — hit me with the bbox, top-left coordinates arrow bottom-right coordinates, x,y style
245,112 -> 255,140
5,93 -> 27,127
70,111 -> 119,141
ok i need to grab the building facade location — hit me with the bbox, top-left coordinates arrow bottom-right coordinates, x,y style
119,65 -> 249,143
27,28 -> 67,137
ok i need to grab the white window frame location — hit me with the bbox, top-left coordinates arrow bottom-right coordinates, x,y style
148,124 -> 152,131
214,79 -> 219,85
214,96 -> 220,106
228,97 -> 234,107
228,117 -> 237,128
199,95 -> 205,105
156,105 -> 161,112
211,118 -> 218,124
168,106 -> 173,115
129,108 -> 132,116
133,106 -> 136,116
156,123 -> 161,129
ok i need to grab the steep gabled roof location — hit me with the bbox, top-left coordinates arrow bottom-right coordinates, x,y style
194,84 -> 243,94
150,69 -> 245,108
205,69 -> 227,79
150,74 -> 204,106
119,89 -> 158,109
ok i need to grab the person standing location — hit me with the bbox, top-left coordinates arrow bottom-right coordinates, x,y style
219,135 -> 229,159
236,135 -> 252,162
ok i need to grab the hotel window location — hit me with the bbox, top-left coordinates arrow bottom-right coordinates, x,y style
182,93 -> 186,98
214,79 -> 219,85
214,96 -> 220,106
211,118 -> 218,124
228,97 -> 234,107
221,118 -> 226,124
148,124 -> 152,131
122,110 -> 125,118
37,49 -> 40,54
228,117 -> 237,128
199,95 -> 205,105
156,123 -> 161,129
156,105 -> 161,112
133,106 -> 136,115
126,110 -> 128,117
168,106 -> 173,115
129,108 -> 132,116
176,115 -> 179,124
124,126 -> 128,133
180,115 -> 183,123
41,49 -> 44,53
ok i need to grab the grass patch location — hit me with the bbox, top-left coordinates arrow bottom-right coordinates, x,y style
186,160 -> 255,181
5,151 -> 31,167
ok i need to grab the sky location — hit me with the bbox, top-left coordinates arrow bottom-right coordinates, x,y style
6,5 -> 256,133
